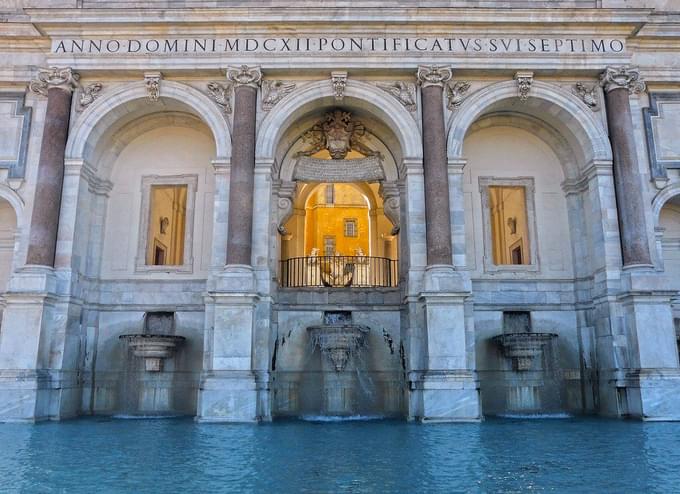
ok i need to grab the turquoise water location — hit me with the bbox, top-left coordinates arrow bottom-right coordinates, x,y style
1,416 -> 679,493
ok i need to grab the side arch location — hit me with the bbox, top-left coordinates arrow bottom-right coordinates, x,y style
0,185 -> 24,229
448,80 -> 612,178
653,182 -> 680,224
256,79 -> 422,162
65,80 -> 231,163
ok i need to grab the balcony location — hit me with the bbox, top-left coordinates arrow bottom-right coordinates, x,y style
279,255 -> 398,288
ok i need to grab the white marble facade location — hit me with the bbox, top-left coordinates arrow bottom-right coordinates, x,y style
0,0 -> 680,422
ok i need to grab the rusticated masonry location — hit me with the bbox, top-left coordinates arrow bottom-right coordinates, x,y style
27,67 -> 78,267
225,65 -> 261,265
600,66 -> 652,268
417,65 -> 454,266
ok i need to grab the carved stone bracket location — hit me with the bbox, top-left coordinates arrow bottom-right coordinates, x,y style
276,180 -> 297,235
514,71 -> 534,102
331,71 -> 347,101
29,66 -> 79,96
227,65 -> 263,88
77,82 -> 103,111
416,65 -> 453,88
574,82 -> 600,111
446,81 -> 471,110
207,81 -> 233,113
144,72 -> 162,102
379,181 -> 401,235
376,81 -> 417,112
600,66 -> 646,94
262,80 -> 296,111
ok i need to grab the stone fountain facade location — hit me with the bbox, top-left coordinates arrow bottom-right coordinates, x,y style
0,0 -> 680,423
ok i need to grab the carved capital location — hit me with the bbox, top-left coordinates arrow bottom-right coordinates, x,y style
77,82 -> 103,111
376,81 -> 417,112
29,66 -> 79,96
416,65 -> 452,88
262,80 -> 296,111
331,71 -> 347,101
599,66 -> 646,94
446,81 -> 471,110
226,65 -> 262,89
207,81 -> 233,114
514,71 -> 534,102
144,72 -> 162,102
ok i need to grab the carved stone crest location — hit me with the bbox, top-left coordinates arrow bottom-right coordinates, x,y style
376,81 -> 417,112
77,82 -> 103,111
207,81 -> 233,113
144,72 -> 162,102
446,81 -> 471,110
262,80 -> 296,111
574,82 -> 600,111
514,71 -> 534,101
600,66 -> 646,94
29,66 -> 79,96
296,110 -> 378,160
416,65 -> 453,88
331,72 -> 347,101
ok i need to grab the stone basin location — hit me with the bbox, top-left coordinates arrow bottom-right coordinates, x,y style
492,332 -> 558,371
308,324 -> 369,372
119,334 -> 186,372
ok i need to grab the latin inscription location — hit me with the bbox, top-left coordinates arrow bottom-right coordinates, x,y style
52,37 -> 626,55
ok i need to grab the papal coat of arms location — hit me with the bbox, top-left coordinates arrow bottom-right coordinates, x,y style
296,110 -> 378,160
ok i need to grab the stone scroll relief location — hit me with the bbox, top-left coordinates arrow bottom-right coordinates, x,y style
446,80 -> 471,110
77,82 -> 103,111
275,180 -> 297,235
379,182 -> 401,235
28,66 -> 80,96
331,71 -> 347,101
144,72 -> 162,102
514,71 -> 534,101
376,81 -> 417,112
573,82 -> 600,111
262,80 -> 296,111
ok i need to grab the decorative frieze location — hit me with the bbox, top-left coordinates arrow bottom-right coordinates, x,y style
376,81 -> 417,112
573,82 -> 599,111
331,71 -> 347,101
29,66 -> 79,96
599,66 -> 646,94
144,72 -> 162,102
514,71 -> 534,101
77,82 -> 103,111
416,65 -> 452,88
446,81 -> 471,110
206,81 -> 233,114
227,64 -> 262,88
262,80 -> 296,111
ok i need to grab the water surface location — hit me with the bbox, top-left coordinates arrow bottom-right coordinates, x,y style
1,416 -> 678,493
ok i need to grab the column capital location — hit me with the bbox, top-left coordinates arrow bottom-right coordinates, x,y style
416,65 -> 452,88
226,65 -> 262,89
599,66 -> 646,94
28,66 -> 79,96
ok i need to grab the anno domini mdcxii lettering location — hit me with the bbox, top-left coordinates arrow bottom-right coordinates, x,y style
52,36 -> 626,55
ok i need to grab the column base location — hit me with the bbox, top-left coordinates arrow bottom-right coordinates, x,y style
196,371 -> 260,423
409,371 -> 481,423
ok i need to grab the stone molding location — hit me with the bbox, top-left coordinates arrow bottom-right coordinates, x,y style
514,71 -> 534,101
28,66 -> 79,96
206,81 -> 233,114
274,180 -> 297,235
599,66 -> 646,94
416,65 -> 452,88
330,71 -> 347,101
0,93 -> 32,179
379,181 -> 401,235
261,80 -> 296,111
573,82 -> 600,111
144,71 -> 162,102
643,92 -> 680,182
376,81 -> 417,112
226,65 -> 262,88
446,80 -> 471,110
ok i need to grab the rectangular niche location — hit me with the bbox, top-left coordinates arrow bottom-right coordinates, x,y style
135,174 -> 198,274
479,176 -> 539,273
0,93 -> 31,179
644,93 -> 680,181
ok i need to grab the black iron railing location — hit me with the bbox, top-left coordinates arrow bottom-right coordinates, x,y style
279,256 -> 398,288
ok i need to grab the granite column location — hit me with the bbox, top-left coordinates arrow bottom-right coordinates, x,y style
27,67 -> 79,267
600,66 -> 652,268
417,65 -> 454,266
